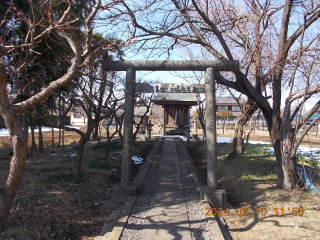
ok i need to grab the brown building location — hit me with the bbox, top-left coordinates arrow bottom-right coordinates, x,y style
152,93 -> 198,135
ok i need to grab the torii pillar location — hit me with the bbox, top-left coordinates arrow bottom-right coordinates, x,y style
112,68 -> 138,203
205,68 -> 217,188
200,68 -> 227,209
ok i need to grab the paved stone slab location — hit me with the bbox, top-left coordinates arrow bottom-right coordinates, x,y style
141,139 -> 192,240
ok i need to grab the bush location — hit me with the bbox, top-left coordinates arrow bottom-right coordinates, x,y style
217,109 -> 233,119
239,174 -> 255,181
109,140 -> 122,151
92,142 -> 103,149
46,173 -> 84,183
87,160 -> 112,170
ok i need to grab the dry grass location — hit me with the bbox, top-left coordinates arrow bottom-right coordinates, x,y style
0,128 -> 155,239
185,141 -> 320,240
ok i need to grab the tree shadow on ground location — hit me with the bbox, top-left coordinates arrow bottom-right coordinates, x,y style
185,141 -> 320,238
0,138 -> 156,239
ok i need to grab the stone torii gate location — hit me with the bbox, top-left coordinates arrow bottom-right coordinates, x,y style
103,60 -> 239,206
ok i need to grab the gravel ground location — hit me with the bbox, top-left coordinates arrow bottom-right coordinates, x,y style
120,138 -> 213,240
176,140 -> 213,240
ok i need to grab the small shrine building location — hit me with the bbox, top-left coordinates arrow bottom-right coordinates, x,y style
152,93 -> 198,135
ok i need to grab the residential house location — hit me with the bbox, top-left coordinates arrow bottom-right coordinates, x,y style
216,96 -> 243,117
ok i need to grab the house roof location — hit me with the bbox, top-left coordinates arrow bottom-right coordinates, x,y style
152,93 -> 198,106
216,96 -> 242,105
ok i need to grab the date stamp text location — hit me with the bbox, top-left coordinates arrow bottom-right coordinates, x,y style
205,207 -> 304,216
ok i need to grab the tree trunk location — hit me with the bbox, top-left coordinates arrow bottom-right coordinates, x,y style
38,122 -> 43,153
62,128 -> 65,151
0,61 -> 29,229
273,138 -> 285,188
58,96 -> 62,148
281,141 -> 298,189
22,113 -> 29,156
262,105 -> 284,188
106,137 -> 111,157
73,122 -> 93,177
30,119 -> 37,156
105,120 -> 118,158
228,99 -> 258,159
223,119 -> 225,134
267,106 -> 284,189
51,110 -> 54,150
73,137 -> 89,177
22,113 -> 28,140
280,103 -> 298,189
198,118 -> 206,140
228,125 -> 245,159
158,123 -> 163,134
118,119 -> 123,143
92,121 -> 99,139
245,129 -> 254,144
51,126 -> 54,150
132,117 -> 146,142
0,111 -> 28,230
58,129 -> 61,148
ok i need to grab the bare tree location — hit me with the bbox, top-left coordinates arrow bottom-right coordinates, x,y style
116,0 -> 320,189
132,93 -> 153,141
103,102 -> 124,157
70,67 -> 118,177
0,0 -> 127,229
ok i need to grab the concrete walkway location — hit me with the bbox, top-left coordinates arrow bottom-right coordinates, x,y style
141,138 -> 192,240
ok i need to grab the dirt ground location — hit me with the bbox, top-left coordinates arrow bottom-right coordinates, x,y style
0,127 -> 155,239
185,137 -> 320,240
0,126 -> 319,239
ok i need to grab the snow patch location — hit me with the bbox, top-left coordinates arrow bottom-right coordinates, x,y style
217,137 -> 231,143
0,129 -> 9,136
132,155 -> 143,164
0,126 -> 80,137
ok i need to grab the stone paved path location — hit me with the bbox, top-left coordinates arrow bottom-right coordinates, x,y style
140,138 -> 192,240
119,137 -> 214,240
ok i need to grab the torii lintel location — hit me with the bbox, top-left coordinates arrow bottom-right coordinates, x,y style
103,60 -> 239,71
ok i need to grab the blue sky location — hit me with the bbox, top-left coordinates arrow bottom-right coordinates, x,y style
124,46 -> 199,84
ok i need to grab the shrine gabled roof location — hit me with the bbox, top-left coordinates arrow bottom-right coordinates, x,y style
152,93 -> 199,106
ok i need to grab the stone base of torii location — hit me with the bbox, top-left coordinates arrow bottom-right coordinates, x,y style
104,60 -> 239,209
